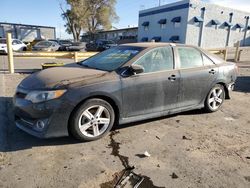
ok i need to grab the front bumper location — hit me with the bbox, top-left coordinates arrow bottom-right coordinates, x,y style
13,96 -> 73,138
0,48 -> 7,54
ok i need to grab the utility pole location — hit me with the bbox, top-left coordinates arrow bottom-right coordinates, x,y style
159,0 -> 161,6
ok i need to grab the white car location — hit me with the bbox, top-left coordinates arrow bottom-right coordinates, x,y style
0,38 -> 27,54
32,41 -> 60,52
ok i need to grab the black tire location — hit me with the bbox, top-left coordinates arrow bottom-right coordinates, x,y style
204,84 -> 225,113
69,98 -> 115,141
22,47 -> 27,51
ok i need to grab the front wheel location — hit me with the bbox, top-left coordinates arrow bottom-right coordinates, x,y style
69,99 -> 115,141
204,84 -> 225,113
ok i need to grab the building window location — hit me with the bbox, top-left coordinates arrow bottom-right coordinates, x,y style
171,17 -> 181,28
174,22 -> 181,28
151,36 -> 161,42
142,21 -> 150,31
235,23 -> 244,32
211,19 -> 221,29
141,37 -> 148,42
158,19 -> 167,29
169,36 -> 179,43
193,16 -> 203,27
223,21 -> 233,30
160,24 -> 166,29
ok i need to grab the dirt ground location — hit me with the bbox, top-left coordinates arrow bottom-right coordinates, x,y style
0,63 -> 250,188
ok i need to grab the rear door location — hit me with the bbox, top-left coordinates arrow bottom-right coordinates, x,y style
175,46 -> 218,108
121,46 -> 180,117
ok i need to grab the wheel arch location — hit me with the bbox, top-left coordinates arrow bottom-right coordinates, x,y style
216,82 -> 230,99
67,94 -> 120,134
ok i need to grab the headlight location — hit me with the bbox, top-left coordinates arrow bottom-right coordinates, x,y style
25,90 -> 66,103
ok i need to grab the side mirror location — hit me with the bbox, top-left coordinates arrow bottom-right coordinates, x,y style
131,64 -> 144,75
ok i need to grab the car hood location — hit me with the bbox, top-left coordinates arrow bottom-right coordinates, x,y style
19,63 -> 107,90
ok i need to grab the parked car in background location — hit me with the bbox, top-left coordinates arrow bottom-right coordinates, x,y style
86,39 -> 117,52
32,41 -> 60,52
67,42 -> 85,51
0,38 -> 27,54
49,39 -> 73,51
14,43 -> 237,141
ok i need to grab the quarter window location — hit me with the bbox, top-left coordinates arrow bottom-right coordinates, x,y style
177,47 -> 203,69
134,47 -> 173,73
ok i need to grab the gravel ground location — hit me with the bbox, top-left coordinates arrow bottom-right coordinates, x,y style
0,64 -> 249,188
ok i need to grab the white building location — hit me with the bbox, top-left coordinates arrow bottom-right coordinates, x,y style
138,0 -> 250,48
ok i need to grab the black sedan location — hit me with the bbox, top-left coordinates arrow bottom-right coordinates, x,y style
86,39 -> 117,52
13,43 -> 238,141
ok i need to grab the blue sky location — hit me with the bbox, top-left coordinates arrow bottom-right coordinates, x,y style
1,0 -> 249,39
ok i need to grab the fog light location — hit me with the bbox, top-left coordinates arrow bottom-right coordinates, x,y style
35,120 -> 45,131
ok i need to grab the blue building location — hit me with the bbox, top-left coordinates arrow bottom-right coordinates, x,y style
138,0 -> 250,48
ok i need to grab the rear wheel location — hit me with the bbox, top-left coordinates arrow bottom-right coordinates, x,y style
204,84 -> 225,112
69,99 -> 115,141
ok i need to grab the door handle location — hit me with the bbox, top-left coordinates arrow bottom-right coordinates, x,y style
209,69 -> 216,74
168,75 -> 176,81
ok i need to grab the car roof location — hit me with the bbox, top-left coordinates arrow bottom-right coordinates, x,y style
120,42 -> 196,49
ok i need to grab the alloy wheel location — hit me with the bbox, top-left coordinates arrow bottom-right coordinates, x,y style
208,87 -> 223,110
78,105 -> 111,138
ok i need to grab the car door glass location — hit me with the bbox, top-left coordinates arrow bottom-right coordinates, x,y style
202,54 -> 215,66
16,40 -> 22,44
178,47 -> 203,69
134,47 -> 173,73
12,40 -> 18,45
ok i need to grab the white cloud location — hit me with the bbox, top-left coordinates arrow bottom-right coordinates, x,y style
207,0 -> 250,13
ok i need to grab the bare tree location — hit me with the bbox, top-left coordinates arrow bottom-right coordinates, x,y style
60,0 -> 118,41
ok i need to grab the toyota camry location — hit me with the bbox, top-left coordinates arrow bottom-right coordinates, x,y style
13,43 -> 238,141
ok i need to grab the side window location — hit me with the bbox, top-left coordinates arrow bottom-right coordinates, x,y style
177,47 -> 203,69
12,40 -> 18,45
202,54 -> 215,66
134,47 -> 173,73
16,40 -> 22,44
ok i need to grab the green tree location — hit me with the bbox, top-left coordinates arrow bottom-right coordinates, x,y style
61,0 -> 118,41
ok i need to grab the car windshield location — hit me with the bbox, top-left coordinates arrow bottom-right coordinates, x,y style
35,41 -> 52,47
0,39 -> 7,44
80,46 -> 143,71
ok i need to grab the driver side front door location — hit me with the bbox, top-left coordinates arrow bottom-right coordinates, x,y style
121,46 -> 180,118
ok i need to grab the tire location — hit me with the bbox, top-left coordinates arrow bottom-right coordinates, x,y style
69,98 -> 115,141
22,47 -> 27,51
204,84 -> 225,113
